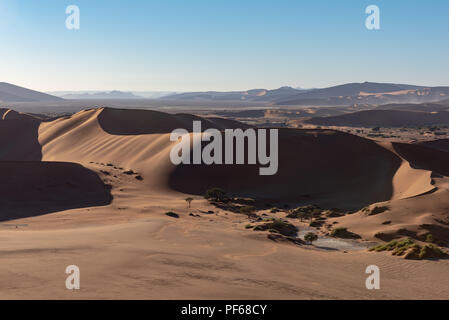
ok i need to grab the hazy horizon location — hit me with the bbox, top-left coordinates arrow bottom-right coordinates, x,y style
44,80 -> 445,95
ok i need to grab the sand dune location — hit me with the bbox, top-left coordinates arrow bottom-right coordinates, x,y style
1,109 -> 39,121
330,141 -> 449,245
377,141 -> 436,199
393,141 -> 449,177
97,107 -> 249,135
1,106 -> 448,299
0,106 -> 444,216
35,108 -> 402,209
169,129 -> 401,209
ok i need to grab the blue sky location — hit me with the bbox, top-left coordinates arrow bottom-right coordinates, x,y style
1,0 -> 448,92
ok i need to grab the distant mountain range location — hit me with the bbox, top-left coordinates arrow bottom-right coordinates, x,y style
2,81 -> 449,106
0,82 -> 62,102
164,82 -> 449,106
163,86 -> 309,102
50,90 -> 177,100
57,91 -> 143,100
275,83 -> 449,106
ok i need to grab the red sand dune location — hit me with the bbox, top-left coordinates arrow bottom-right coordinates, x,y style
1,107 -> 449,299
0,107 -> 444,214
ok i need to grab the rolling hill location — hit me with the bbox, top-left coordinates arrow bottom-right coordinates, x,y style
164,82 -> 449,106
0,82 -> 62,102
276,82 -> 449,106
59,90 -> 143,99
163,86 -> 305,102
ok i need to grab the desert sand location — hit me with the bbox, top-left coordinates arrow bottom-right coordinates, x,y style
0,107 -> 448,299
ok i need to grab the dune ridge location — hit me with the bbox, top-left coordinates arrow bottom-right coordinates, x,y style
33,107 -> 406,209
0,106 -> 441,210
1,106 -> 449,299
0,106 -> 446,241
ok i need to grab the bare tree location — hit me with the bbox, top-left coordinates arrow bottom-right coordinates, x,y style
185,197 -> 194,208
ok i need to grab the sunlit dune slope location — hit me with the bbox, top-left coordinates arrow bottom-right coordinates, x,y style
0,107 -> 445,226
34,107 -> 405,209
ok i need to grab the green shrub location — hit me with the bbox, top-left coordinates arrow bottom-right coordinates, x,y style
330,227 -> 361,239
425,233 -> 434,243
253,219 -> 298,237
287,205 -> 321,220
370,238 -> 447,260
369,238 -> 414,253
204,188 -> 227,202
369,206 -> 389,215
309,220 -> 323,227
239,205 -> 256,215
304,232 -> 318,244
419,244 -> 445,260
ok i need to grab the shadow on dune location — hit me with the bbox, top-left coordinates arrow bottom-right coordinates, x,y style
393,142 -> 449,177
0,161 -> 113,221
0,118 -> 42,161
0,113 -> 112,221
169,129 -> 402,211
97,107 -> 250,135
418,139 -> 449,153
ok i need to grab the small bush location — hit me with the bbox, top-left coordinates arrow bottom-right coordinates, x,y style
323,209 -> 343,217
287,205 -> 321,220
204,188 -> 227,202
370,238 -> 414,253
304,232 -> 318,244
240,205 -> 256,215
253,219 -> 298,237
418,244 -> 445,259
369,206 -> 389,216
425,233 -> 434,243
330,227 -> 361,239
309,220 -> 324,227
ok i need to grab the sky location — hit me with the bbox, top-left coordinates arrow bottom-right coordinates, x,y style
1,0 -> 448,92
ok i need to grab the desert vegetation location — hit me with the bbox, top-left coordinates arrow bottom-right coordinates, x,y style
330,227 -> 361,239
304,232 -> 318,244
185,197 -> 194,208
369,238 -> 447,260
254,219 -> 298,237
204,187 -> 228,202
